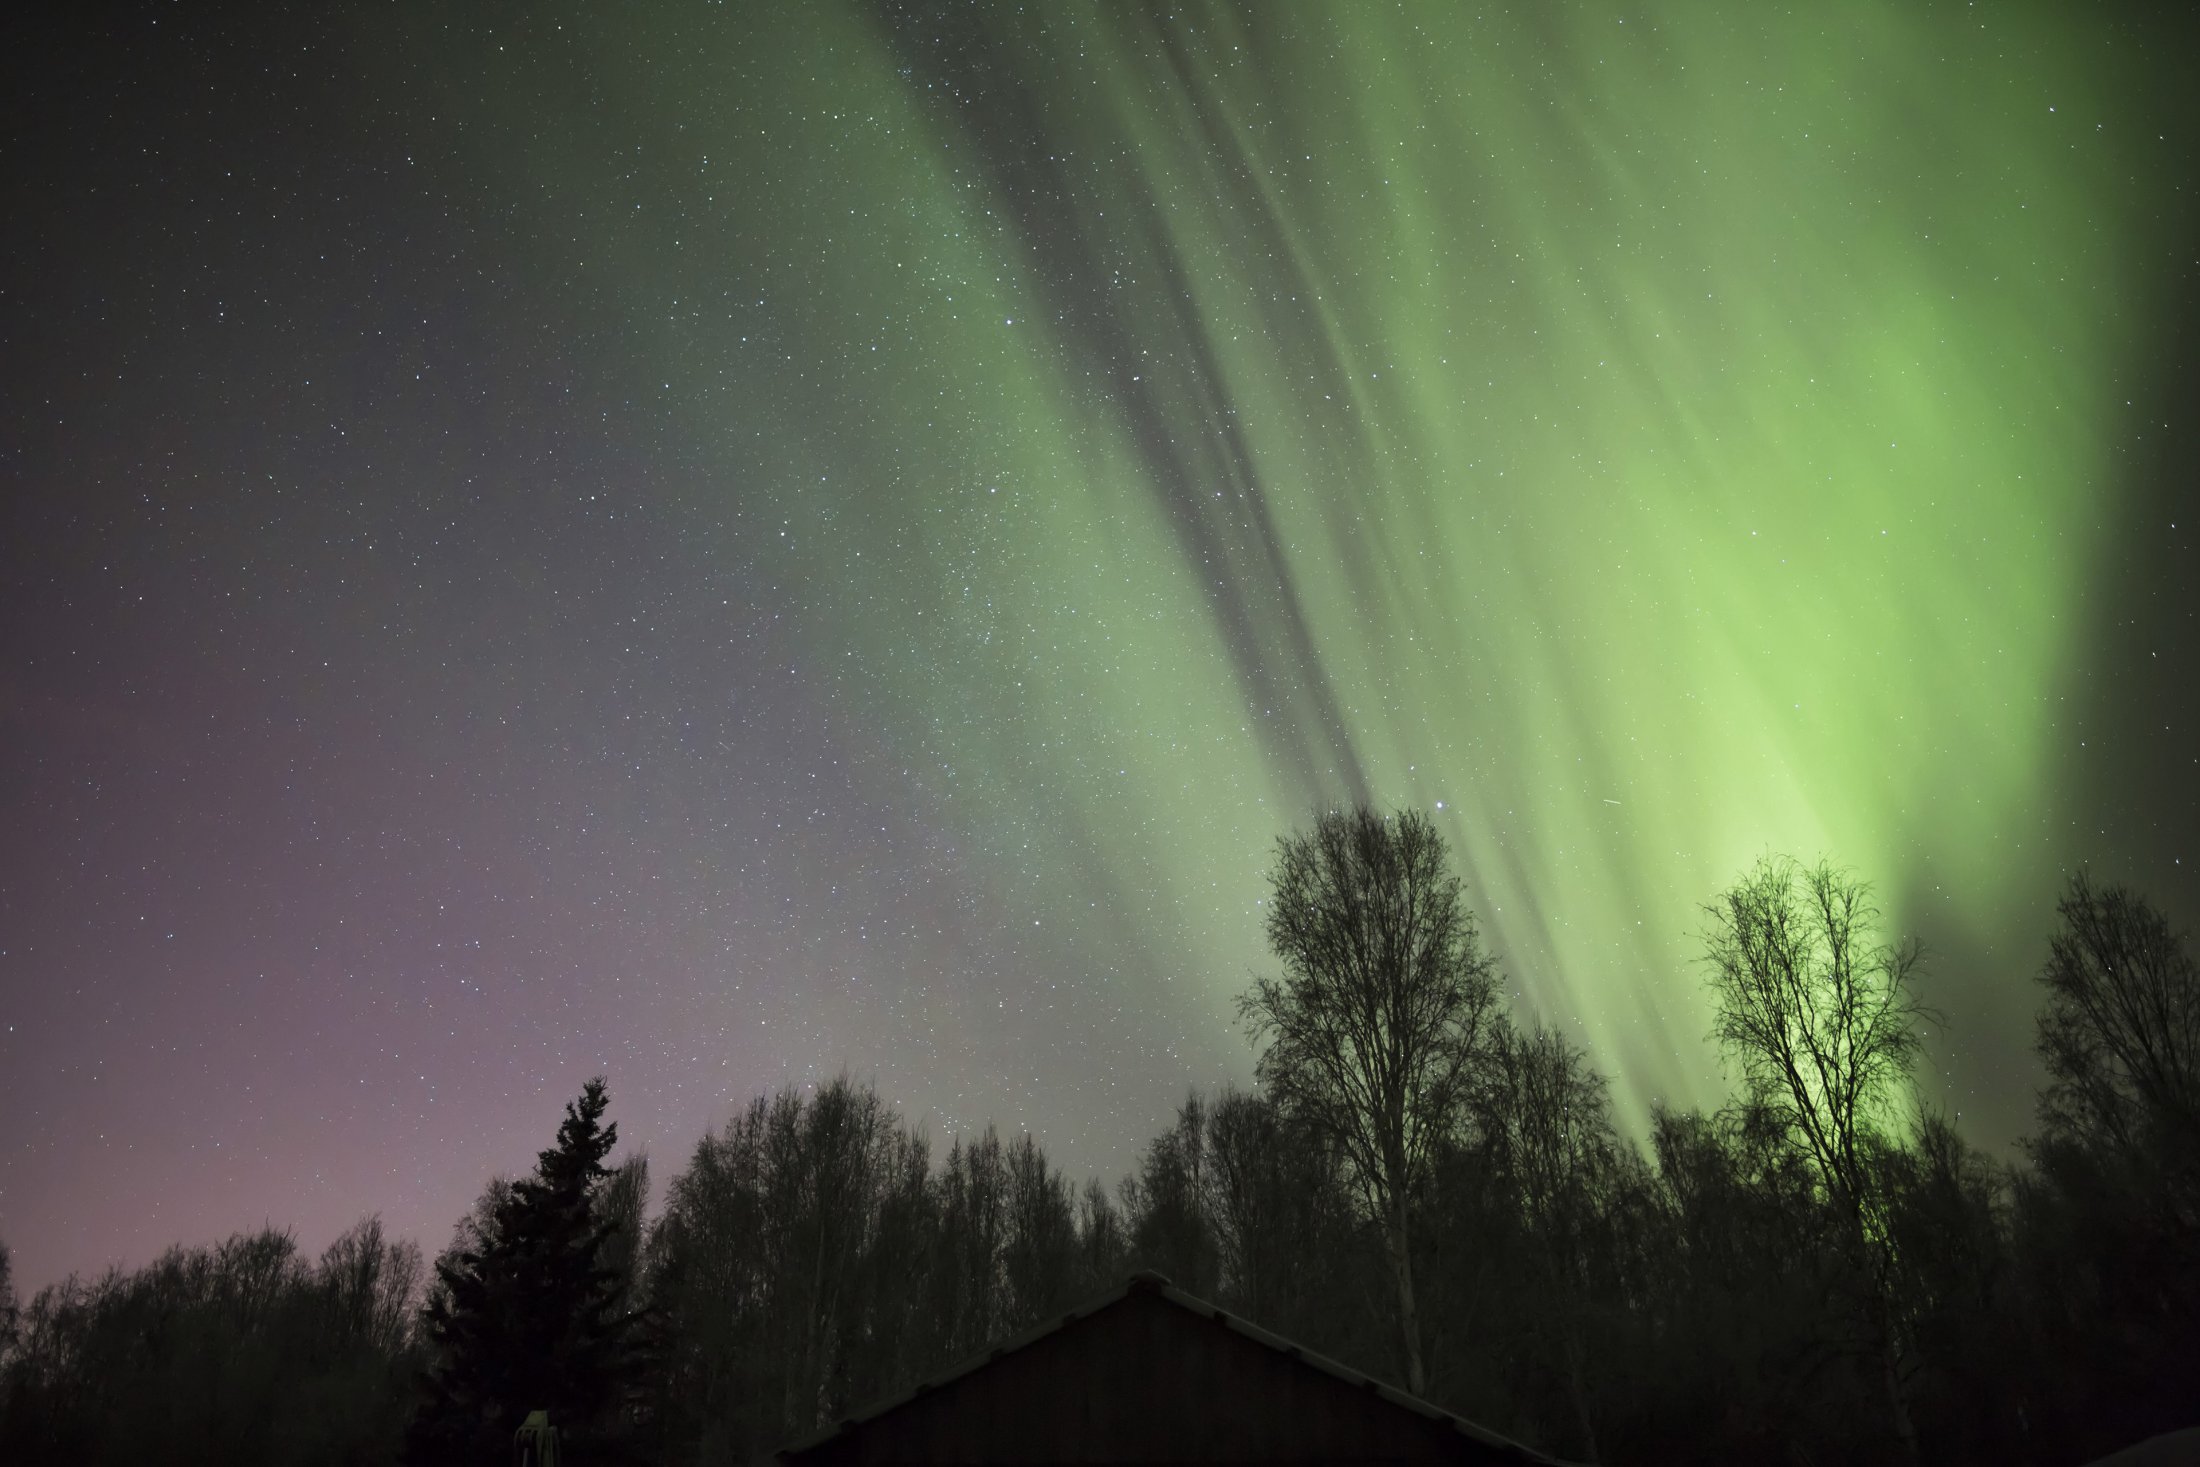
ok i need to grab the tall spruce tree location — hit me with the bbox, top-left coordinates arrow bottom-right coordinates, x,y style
407,1078 -> 639,1465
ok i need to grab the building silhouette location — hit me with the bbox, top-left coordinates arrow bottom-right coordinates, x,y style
774,1271 -> 1573,1466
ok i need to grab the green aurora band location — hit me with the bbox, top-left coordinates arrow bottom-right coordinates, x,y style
414,2 -> 2181,1138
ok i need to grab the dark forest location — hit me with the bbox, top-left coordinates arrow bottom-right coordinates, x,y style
3,811 -> 2193,1466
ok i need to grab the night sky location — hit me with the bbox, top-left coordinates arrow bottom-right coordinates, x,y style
4,2 -> 2195,1294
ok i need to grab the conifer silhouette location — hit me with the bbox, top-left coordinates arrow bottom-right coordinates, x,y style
407,1078 -> 640,1465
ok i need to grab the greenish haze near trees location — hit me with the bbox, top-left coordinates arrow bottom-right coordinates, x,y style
0,819 -> 2194,1465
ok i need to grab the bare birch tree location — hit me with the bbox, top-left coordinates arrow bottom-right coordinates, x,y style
1240,805 -> 1503,1397
1702,855 -> 1934,1465
2035,871 -> 2200,1213
1482,1024 -> 1621,1462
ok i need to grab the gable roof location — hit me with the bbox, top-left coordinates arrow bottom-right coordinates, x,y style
774,1271 -> 1575,1465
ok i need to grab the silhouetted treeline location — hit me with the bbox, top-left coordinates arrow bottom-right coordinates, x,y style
0,868 -> 2193,1465
0,1221 -> 421,1465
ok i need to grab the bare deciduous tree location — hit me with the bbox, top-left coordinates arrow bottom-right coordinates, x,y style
0,1237 -> 16,1359
317,1217 -> 422,1361
1702,854 -> 1934,1464
1240,805 -> 1503,1397
1482,1024 -> 1622,1462
1002,1134 -> 1079,1328
2035,871 -> 2200,1210
1204,1086 -> 1352,1336
1120,1093 -> 1218,1299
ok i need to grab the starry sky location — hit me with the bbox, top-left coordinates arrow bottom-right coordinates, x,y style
3,2 -> 2195,1293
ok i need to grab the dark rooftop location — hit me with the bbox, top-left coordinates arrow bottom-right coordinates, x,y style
772,1270 -> 1575,1466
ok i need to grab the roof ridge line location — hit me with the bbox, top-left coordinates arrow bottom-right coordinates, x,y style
768,1270 -> 1576,1466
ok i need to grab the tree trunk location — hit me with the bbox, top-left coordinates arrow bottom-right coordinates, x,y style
1547,1246 -> 1601,1466
1874,1291 -> 1920,1466
1843,1188 -> 1918,1467
1564,1327 -> 1601,1465
1389,1192 -> 1427,1397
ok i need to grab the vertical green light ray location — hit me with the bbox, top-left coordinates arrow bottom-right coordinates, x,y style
414,0 -> 2174,1137
1022,2 -> 2158,1113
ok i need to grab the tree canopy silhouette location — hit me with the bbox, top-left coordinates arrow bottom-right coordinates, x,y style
1239,804 -> 1504,1397
7,856 -> 2197,1467
407,1076 -> 640,1466
1701,855 -> 1935,1463
2034,871 -> 2200,1203
0,1238 -> 16,1359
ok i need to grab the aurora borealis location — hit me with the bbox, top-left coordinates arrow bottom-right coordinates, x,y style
3,2 -> 2193,1292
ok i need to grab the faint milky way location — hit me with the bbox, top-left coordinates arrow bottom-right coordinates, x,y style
2,2 -> 2194,1292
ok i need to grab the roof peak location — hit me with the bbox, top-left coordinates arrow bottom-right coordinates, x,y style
775,1270 -> 1573,1465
